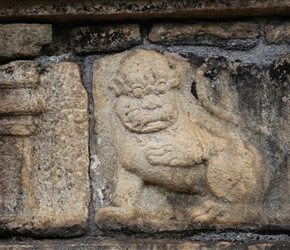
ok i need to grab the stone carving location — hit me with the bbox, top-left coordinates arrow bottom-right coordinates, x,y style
0,61 -> 89,236
92,50 -> 270,231
195,55 -> 290,226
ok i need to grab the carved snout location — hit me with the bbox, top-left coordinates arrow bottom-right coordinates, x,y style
141,95 -> 162,110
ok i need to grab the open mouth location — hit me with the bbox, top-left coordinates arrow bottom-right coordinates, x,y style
143,121 -> 166,131
124,119 -> 168,133
120,105 -> 178,133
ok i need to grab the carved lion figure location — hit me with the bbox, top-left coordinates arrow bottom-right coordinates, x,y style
94,50 -> 269,230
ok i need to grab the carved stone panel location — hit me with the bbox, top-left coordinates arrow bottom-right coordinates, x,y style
92,49 -> 272,232
195,56 -> 290,226
0,61 -> 89,237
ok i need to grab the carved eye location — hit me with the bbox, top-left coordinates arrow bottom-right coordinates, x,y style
156,82 -> 167,94
133,88 -> 143,99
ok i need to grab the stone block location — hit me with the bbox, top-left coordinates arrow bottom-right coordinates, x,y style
0,24 -> 52,60
71,24 -> 142,54
91,49 -> 272,232
0,238 -> 288,250
149,22 -> 259,50
0,1 -> 290,22
265,24 -> 290,44
0,61 -> 89,237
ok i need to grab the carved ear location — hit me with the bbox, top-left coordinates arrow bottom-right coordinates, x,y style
109,77 -> 124,96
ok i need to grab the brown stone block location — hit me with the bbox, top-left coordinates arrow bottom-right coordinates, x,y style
265,24 -> 290,44
71,24 -> 142,54
0,24 -> 52,60
149,22 -> 259,49
19,63 -> 90,236
0,137 -> 24,223
0,62 -> 90,237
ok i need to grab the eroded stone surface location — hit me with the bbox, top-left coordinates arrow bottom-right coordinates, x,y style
265,24 -> 290,44
92,50 -> 270,232
0,137 -> 23,230
195,55 -> 290,225
0,61 -> 40,89
0,116 -> 39,136
149,22 -> 259,50
71,24 -> 142,54
0,238 -> 288,250
0,61 -> 89,237
0,24 -> 52,60
0,1 -> 290,22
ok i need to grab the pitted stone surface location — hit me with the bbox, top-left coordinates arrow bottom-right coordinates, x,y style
1,238 -> 289,250
71,24 -> 142,54
0,1 -> 290,22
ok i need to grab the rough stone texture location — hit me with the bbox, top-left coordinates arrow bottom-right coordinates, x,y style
195,55 -> 290,227
71,24 -> 142,54
92,50 -> 270,232
0,1 -> 290,22
0,61 -> 40,89
0,61 -> 89,237
149,22 -> 259,50
0,116 -> 39,136
265,24 -> 290,44
0,137 -> 23,234
0,24 -> 52,61
1,238 -> 289,250
0,89 -> 43,115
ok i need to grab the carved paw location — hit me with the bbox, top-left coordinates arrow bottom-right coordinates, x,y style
146,141 -> 205,167
188,199 -> 260,226
146,144 -> 179,166
188,199 -> 222,224
95,206 -> 137,230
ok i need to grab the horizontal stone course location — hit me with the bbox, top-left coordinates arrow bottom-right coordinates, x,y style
0,238 -> 288,250
149,22 -> 259,50
71,24 -> 141,54
0,24 -> 52,60
0,1 -> 290,22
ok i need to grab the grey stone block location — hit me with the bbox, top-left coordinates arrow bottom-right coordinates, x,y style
0,24 -> 52,60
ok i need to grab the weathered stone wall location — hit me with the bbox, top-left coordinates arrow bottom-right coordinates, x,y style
0,1 -> 290,248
